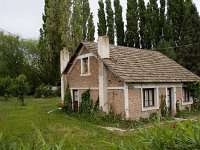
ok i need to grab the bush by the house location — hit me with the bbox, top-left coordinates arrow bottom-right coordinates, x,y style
93,96 -> 99,112
63,84 -> 73,113
78,89 -> 92,114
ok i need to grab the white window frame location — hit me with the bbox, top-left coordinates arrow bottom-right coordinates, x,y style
80,56 -> 91,76
182,87 -> 193,105
141,86 -> 159,111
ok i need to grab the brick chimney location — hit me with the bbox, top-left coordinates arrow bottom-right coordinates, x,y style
60,47 -> 69,102
98,36 -> 109,113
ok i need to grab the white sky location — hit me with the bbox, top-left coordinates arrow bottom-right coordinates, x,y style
0,0 -> 200,40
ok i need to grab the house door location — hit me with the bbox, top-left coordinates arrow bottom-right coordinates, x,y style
167,88 -> 172,115
73,90 -> 78,112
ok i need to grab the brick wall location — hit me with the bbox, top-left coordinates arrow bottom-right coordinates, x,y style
108,89 -> 125,116
129,88 -> 165,120
66,46 -> 125,113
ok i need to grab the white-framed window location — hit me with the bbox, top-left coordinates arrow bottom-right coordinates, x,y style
81,57 -> 90,76
143,88 -> 155,107
183,87 -> 191,102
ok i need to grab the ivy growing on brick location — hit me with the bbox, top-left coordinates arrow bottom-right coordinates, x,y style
64,84 -> 73,114
78,89 -> 92,114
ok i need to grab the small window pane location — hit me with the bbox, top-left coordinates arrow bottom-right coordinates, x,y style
143,89 -> 155,107
82,57 -> 88,74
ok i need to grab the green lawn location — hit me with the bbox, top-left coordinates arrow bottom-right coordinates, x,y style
0,97 -> 136,149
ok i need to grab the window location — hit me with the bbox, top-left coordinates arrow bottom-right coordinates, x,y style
183,87 -> 190,102
73,90 -> 78,102
143,88 -> 155,107
82,57 -> 89,75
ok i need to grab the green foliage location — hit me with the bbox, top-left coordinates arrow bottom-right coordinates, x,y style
64,84 -> 73,113
126,0 -> 139,48
93,96 -> 99,112
0,77 -> 12,100
97,0 -> 107,36
160,94 -> 168,117
138,0 -> 146,49
134,121 -> 200,149
35,84 -> 54,98
0,130 -> 66,149
185,82 -> 200,111
105,0 -> 114,44
114,0 -> 125,46
155,39 -> 176,60
78,89 -> 92,114
12,74 -> 30,106
87,13 -> 95,42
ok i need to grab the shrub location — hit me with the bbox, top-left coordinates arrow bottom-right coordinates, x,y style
0,77 -> 13,100
134,120 -> 200,149
63,84 -> 73,113
35,84 -> 54,98
93,96 -> 99,112
160,94 -> 168,117
78,89 -> 92,114
12,74 -> 30,106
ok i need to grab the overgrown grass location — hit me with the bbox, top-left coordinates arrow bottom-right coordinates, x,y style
0,97 -> 136,149
1,97 -> 200,149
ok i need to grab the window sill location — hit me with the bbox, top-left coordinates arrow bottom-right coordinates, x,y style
80,73 -> 91,77
182,101 -> 193,106
142,106 -> 159,112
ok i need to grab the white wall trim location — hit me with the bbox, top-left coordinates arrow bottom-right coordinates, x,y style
70,86 -> 124,90
132,83 -> 183,89
77,53 -> 95,59
124,83 -> 129,119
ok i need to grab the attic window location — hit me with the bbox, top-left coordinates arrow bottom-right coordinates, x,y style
81,57 -> 90,75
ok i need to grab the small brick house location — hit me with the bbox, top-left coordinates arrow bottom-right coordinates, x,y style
60,36 -> 200,120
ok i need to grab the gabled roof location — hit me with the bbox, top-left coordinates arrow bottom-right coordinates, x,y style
64,42 -> 200,83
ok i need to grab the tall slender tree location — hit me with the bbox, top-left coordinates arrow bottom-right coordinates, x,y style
177,0 -> 200,75
71,0 -> 83,51
138,0 -> 146,49
87,13 -> 95,41
82,0 -> 90,40
98,0 -> 107,36
126,0 -> 139,48
105,0 -> 114,44
159,0 -> 166,41
144,0 -> 160,49
114,0 -> 125,46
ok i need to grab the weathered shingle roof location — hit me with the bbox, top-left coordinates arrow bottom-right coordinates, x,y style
82,42 -> 200,83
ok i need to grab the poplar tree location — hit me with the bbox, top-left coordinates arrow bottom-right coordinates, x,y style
177,0 -> 200,75
87,13 -> 95,41
126,0 -> 139,48
82,0 -> 90,40
59,0 -> 72,49
98,0 -> 107,36
167,0 -> 185,46
145,0 -> 160,49
159,0 -> 166,41
105,0 -> 114,44
138,0 -> 146,49
71,0 -> 83,52
114,0 -> 125,46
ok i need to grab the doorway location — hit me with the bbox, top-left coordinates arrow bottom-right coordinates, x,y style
73,90 -> 78,112
167,88 -> 172,115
